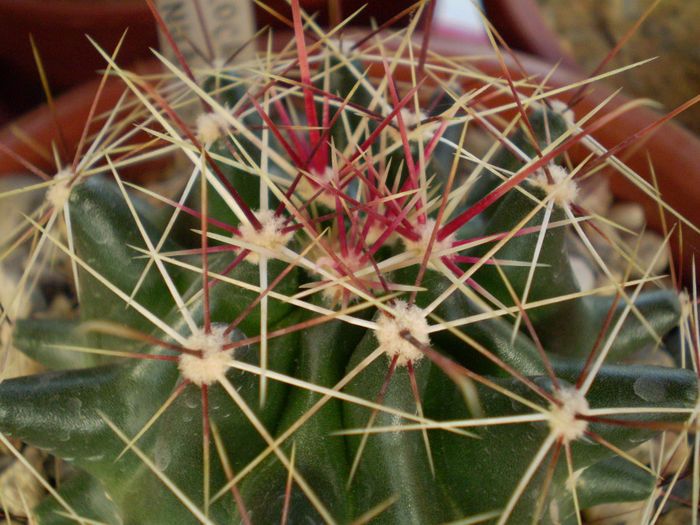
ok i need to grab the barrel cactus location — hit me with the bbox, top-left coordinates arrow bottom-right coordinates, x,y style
0,2 -> 697,523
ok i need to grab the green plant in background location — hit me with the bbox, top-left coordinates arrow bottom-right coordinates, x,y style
0,1 -> 698,523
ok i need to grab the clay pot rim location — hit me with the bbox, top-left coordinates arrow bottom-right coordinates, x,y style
0,0 -> 149,18
482,0 -> 580,71
1,30 -> 697,284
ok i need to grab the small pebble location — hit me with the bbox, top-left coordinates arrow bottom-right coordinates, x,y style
656,432 -> 692,477
633,231 -> 670,276
0,331 -> 43,380
0,447 -> 45,518
659,507 -> 696,524
628,345 -> 676,368
577,175 -> 613,217
0,265 -> 45,380
584,499 -> 646,525
0,175 -> 44,233
608,202 -> 646,232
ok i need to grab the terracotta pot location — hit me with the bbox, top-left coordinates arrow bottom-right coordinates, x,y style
255,0 -> 417,28
0,59 -> 164,182
483,0 -> 699,284
482,0 -> 579,70
0,0 -> 159,107
0,0 -> 415,95
485,0 -> 700,136
1,30 -> 697,285
0,0 -> 418,126
473,51 -> 699,288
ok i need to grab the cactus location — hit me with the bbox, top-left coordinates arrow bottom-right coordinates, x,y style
0,2 -> 698,523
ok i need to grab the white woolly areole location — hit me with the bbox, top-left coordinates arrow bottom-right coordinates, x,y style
296,166 -> 337,209
313,252 -> 383,306
548,387 -> 589,443
365,222 -> 398,248
46,169 -> 74,209
313,251 -> 374,305
196,111 -> 230,144
531,164 -> 579,207
398,107 -> 426,128
548,100 -> 576,128
401,219 -> 454,260
178,325 -> 232,386
374,300 -> 430,366
385,107 -> 432,141
237,209 -> 293,264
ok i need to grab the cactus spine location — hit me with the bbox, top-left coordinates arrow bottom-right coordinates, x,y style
0,2 -> 698,524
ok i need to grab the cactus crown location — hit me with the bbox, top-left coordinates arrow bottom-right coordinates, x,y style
0,2 -> 698,524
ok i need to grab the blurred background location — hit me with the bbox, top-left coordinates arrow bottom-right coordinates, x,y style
0,0 -> 696,131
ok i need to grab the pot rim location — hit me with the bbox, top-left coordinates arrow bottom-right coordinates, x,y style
1,31 -> 697,285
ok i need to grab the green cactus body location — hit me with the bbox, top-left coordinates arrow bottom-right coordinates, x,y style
1,8 -> 697,524
343,327 -> 447,524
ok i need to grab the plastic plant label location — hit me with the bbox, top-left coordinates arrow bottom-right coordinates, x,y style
155,0 -> 256,69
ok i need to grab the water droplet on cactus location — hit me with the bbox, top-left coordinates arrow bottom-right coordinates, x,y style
633,376 -> 668,402
511,398 -> 525,412
184,393 -> 199,409
0,14 -> 694,524
154,446 -> 172,471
